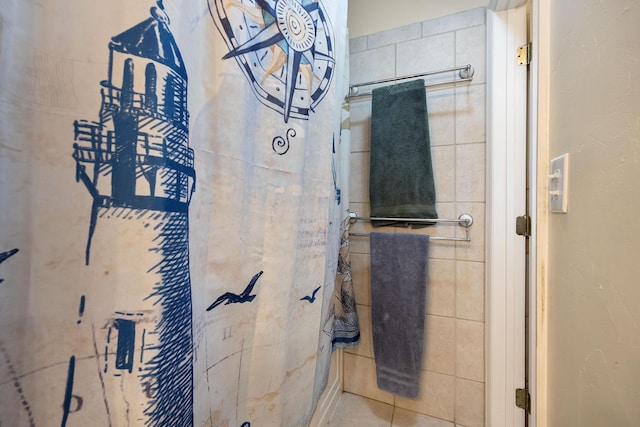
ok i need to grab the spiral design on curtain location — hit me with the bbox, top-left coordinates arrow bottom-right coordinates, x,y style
272,127 -> 296,155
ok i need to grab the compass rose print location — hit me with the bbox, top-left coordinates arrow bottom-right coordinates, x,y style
209,0 -> 336,122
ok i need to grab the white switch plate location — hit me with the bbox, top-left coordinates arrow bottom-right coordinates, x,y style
550,153 -> 569,213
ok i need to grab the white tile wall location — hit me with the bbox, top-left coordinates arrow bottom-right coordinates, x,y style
424,315 -> 456,375
349,101 -> 372,152
349,36 -> 367,54
395,370 -> 456,421
429,203 -> 456,260
427,88 -> 455,147
454,85 -> 486,144
455,261 -> 484,322
455,320 -> 485,382
455,379 -> 485,427
350,45 -> 396,87
456,143 -> 486,202
454,202 -> 485,262
344,353 -> 395,405
349,305 -> 373,358
348,151 -> 370,204
421,8 -> 485,37
367,22 -> 423,49
455,25 -> 487,84
432,145 -> 456,203
396,33 -> 455,78
350,252 -> 371,306
345,7 -> 487,427
426,259 -> 456,317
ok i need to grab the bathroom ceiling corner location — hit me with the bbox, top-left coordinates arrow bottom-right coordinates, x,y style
488,0 -> 528,11
347,0 -> 527,38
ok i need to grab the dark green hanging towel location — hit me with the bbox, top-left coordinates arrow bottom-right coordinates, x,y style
369,78 -> 437,227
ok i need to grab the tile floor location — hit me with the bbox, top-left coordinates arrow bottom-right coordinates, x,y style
327,393 -> 467,427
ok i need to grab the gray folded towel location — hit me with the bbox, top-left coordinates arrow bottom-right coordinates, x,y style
370,232 -> 429,398
370,79 -> 437,227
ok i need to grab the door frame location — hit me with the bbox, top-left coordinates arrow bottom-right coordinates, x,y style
486,5 -> 533,427
530,0 -> 550,425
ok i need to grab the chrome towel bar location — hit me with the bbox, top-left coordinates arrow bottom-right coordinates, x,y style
347,212 -> 473,242
346,64 -> 475,100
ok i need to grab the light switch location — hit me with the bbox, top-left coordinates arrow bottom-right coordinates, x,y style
550,154 -> 569,213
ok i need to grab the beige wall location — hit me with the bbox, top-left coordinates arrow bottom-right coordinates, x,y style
546,0 -> 640,425
347,0 -> 488,37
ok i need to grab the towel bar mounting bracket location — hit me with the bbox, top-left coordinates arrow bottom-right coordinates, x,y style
458,213 -> 473,227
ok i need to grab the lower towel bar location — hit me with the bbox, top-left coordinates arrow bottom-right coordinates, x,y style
348,212 -> 473,242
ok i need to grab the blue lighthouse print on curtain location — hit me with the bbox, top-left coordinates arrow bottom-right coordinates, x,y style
71,2 -> 195,425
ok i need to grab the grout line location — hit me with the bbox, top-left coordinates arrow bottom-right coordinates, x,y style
451,53 -> 459,419
389,403 -> 396,427
392,391 -> 397,423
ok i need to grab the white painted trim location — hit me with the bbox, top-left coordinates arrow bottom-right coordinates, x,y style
309,350 -> 343,427
486,6 -> 528,427
530,0 -> 550,425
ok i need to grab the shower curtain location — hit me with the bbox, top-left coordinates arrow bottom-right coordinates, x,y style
0,0 -> 349,426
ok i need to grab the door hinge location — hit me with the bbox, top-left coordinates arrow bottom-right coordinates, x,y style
516,215 -> 531,237
515,388 -> 531,413
517,42 -> 532,66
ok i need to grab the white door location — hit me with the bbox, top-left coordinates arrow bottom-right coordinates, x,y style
486,5 -> 532,427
